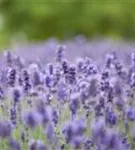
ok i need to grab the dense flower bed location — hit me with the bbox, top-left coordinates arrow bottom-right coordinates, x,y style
0,40 -> 135,149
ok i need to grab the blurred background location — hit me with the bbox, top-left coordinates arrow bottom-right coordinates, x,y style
0,0 -> 135,49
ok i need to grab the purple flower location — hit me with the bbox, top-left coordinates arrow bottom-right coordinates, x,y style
10,107 -> 17,126
0,86 -> 4,99
4,51 -> 12,67
127,107 -> 135,121
57,83 -> 68,103
56,45 -> 65,62
23,111 -> 41,128
12,88 -> 21,103
29,139 -> 37,150
91,118 -> 105,142
105,53 -> 114,68
46,63 -> 54,75
88,78 -> 99,97
45,123 -> 55,143
37,141 -> 47,150
68,65 -> 76,84
62,59 -> 69,74
62,119 -> 86,143
22,69 -> 31,93
71,136 -> 83,149
32,71 -> 41,87
45,75 -> 54,88
0,121 -> 12,138
62,123 -> 73,143
29,139 -> 47,150
36,102 -> 52,126
106,110 -> 117,125
69,93 -> 80,116
8,138 -> 21,150
101,69 -> 109,80
84,139 -> 93,150
107,131 -> 120,149
52,107 -> 59,126
115,98 -> 124,110
7,68 -> 16,87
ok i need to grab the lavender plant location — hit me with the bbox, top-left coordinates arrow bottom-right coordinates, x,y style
0,40 -> 135,150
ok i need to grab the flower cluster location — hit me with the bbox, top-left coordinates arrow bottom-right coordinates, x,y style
0,40 -> 135,150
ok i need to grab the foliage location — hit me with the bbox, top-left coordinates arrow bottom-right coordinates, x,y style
0,0 -> 135,47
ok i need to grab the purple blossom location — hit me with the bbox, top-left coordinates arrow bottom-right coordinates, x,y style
45,123 -> 55,143
127,107 -> 135,121
23,111 -> 41,128
12,88 -> 21,103
105,110 -> 117,125
0,121 -> 12,138
8,138 -> 21,150
7,68 -> 16,87
56,45 -> 65,62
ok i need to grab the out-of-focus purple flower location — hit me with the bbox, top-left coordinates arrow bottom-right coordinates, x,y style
0,121 -> 12,138
99,96 -> 105,108
45,75 -> 55,88
57,82 -> 68,103
74,118 -> 86,136
79,80 -> 90,102
13,55 -> 24,70
88,78 -> 99,97
4,51 -> 12,67
127,107 -> 135,121
31,71 -> 41,87
115,98 -> 124,111
101,129 -> 120,149
106,110 -> 117,125
62,119 -> 86,143
69,93 -> 80,116
84,139 -> 93,150
8,138 -> 21,150
36,101 -> 52,126
45,123 -> 55,143
46,63 -> 54,75
29,139 -> 47,150
52,107 -> 59,126
130,72 -> 135,89
37,141 -> 47,150
71,136 -> 83,149
114,80 -> 123,97
95,104 -> 104,117
21,131 -> 25,143
91,118 -> 105,142
131,51 -> 135,71
10,107 -> 17,126
23,111 -> 41,128
29,139 -> 37,150
0,86 -> 4,99
12,88 -> 21,103
105,53 -> 114,68
115,61 -> 127,80
56,45 -> 66,62
75,57 -> 84,73
62,123 -> 73,143
107,86 -> 114,103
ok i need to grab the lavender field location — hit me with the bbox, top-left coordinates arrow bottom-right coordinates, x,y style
1,39 -> 135,150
